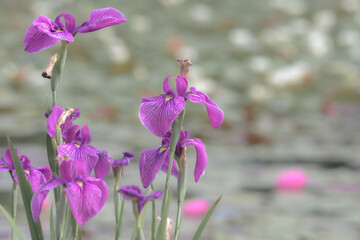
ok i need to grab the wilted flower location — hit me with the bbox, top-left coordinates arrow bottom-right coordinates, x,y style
32,158 -> 108,225
139,130 -> 206,188
0,148 -> 51,193
118,185 -> 161,214
24,8 -> 127,53
139,75 -> 223,137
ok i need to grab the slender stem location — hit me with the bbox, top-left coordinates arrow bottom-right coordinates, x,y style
52,91 -> 56,106
10,182 -> 18,240
114,168 -> 123,240
157,110 -> 186,239
151,184 -> 156,240
173,152 -> 187,240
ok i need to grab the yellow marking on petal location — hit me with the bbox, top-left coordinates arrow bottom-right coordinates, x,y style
24,169 -> 29,175
77,181 -> 83,189
74,143 -> 80,148
159,147 -> 167,154
165,96 -> 173,102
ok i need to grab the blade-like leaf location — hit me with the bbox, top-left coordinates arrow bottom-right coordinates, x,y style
192,194 -> 222,240
0,204 -> 24,240
8,136 -> 45,240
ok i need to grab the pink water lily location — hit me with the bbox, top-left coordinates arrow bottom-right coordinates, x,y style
139,75 -> 223,137
24,8 -> 127,53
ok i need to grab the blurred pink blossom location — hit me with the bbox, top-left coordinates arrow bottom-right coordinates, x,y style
183,198 -> 210,217
275,169 -> 307,191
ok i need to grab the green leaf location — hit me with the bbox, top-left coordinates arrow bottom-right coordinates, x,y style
7,137 -> 44,240
0,204 -> 24,240
46,134 -> 56,175
192,194 -> 223,240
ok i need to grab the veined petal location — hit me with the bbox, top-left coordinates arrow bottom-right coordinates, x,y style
60,158 -> 84,182
162,76 -> 173,93
185,88 -> 224,128
34,165 -> 52,181
118,185 -> 144,200
27,168 -> 49,193
183,138 -> 207,182
58,144 -> 98,176
175,75 -> 188,96
65,177 -> 108,225
24,16 -> 73,53
139,94 -> 185,137
94,151 -> 110,179
75,8 -> 127,33
31,179 -> 63,222
139,147 -> 170,188
47,104 -> 64,138
55,13 -> 76,34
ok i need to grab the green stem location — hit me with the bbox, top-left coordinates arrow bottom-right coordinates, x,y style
114,168 -> 124,240
173,156 -> 187,240
151,184 -> 156,240
157,110 -> 186,240
10,182 -> 18,240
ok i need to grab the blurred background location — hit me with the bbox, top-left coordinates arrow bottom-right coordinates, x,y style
1,0 -> 360,239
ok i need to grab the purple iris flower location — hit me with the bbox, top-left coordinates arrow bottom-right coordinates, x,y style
57,124 -> 100,178
32,158 -> 108,225
139,130 -> 206,188
110,151 -> 135,177
139,75 -> 224,137
0,148 -> 51,193
118,185 -> 161,214
47,104 -> 80,142
24,8 -> 127,53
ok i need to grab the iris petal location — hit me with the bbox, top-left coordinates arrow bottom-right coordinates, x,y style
183,138 -> 207,182
75,8 -> 126,33
139,147 -> 170,188
31,179 -> 63,222
185,88 -> 224,128
139,94 -> 185,137
65,178 -> 107,225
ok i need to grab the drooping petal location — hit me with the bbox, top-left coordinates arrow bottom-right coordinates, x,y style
31,178 -> 63,222
185,88 -> 224,129
175,75 -> 188,96
183,138 -> 207,182
139,94 -> 185,137
139,147 -> 170,188
55,13 -> 76,34
75,8 -> 127,33
94,151 -> 110,179
47,104 -> 64,138
57,144 -> 98,177
65,177 -> 108,225
160,158 -> 179,178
